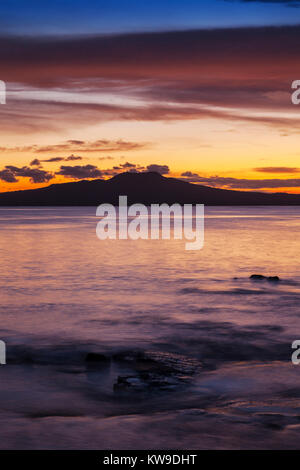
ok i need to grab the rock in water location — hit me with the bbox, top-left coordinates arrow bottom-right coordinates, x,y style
113,350 -> 202,392
85,353 -> 109,363
250,274 -> 280,282
114,375 -> 147,391
268,276 -> 280,282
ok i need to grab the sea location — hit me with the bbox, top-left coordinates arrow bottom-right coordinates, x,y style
0,206 -> 300,449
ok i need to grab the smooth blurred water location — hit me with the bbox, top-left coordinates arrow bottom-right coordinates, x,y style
0,206 -> 300,449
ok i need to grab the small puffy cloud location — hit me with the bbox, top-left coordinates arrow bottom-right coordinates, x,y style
98,156 -> 114,161
67,140 -> 85,145
3,166 -> 54,183
0,169 -> 18,183
43,157 -> 65,163
65,154 -> 83,161
147,164 -> 170,175
112,162 -> 145,172
120,162 -> 137,169
181,171 -> 199,178
30,158 -> 42,167
56,164 -> 103,179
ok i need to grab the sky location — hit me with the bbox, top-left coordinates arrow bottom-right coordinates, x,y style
1,0 -> 300,34
1,0 -> 300,193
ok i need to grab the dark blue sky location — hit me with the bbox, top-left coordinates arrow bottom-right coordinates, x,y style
0,0 -> 299,35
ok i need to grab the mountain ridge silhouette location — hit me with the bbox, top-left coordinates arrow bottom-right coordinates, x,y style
0,171 -> 300,205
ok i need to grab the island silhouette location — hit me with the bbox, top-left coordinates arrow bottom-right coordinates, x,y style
0,171 -> 300,206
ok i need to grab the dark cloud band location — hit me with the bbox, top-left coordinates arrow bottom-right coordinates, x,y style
181,172 -> 300,189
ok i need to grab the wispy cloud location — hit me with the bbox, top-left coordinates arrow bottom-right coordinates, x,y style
30,155 -> 83,166
181,171 -> 300,189
254,167 -> 300,173
0,26 -> 299,133
0,139 -> 147,153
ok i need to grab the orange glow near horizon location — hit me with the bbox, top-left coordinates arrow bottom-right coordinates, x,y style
1,28 -> 300,195
1,113 -> 300,194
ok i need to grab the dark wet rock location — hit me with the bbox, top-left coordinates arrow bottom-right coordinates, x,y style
114,375 -> 147,391
268,276 -> 280,282
113,373 -> 179,392
114,372 -> 182,392
85,353 -> 110,363
113,350 -> 202,392
141,372 -> 180,386
113,350 -> 202,375
250,274 -> 266,280
250,274 -> 280,282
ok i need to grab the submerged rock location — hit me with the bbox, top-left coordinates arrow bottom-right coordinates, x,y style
250,274 -> 280,282
113,350 -> 202,392
113,350 -> 202,374
85,353 -> 109,363
114,372 -> 184,392
114,375 -> 147,391
268,276 -> 280,282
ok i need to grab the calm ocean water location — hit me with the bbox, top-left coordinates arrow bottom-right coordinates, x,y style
0,206 -> 300,449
